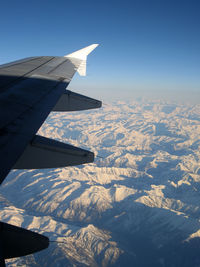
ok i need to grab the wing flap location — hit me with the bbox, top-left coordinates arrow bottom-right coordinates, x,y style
14,135 -> 94,169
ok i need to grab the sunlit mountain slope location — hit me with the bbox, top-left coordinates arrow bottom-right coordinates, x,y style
1,100 -> 200,267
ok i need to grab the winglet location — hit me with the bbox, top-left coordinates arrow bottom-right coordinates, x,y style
65,44 -> 99,76
65,44 -> 99,60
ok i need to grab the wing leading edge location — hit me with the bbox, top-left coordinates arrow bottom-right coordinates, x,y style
0,44 -> 101,184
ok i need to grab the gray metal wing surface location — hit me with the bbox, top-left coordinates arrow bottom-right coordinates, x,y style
0,44 -> 101,184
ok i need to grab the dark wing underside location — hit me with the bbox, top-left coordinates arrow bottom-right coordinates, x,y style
0,45 -> 101,184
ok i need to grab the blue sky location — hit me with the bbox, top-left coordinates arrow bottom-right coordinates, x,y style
0,0 -> 200,102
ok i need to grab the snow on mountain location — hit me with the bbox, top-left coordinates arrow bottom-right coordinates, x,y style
0,99 -> 200,266
0,200 -> 121,267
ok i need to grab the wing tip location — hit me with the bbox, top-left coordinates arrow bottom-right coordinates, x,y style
65,44 -> 99,60
65,43 -> 99,76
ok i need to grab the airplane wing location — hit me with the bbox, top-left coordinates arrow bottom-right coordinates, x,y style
0,44 -> 101,184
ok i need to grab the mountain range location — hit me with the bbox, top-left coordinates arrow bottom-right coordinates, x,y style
1,99 -> 200,266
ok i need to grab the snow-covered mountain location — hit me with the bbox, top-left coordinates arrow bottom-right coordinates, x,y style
1,99 -> 200,266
